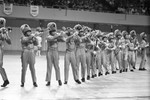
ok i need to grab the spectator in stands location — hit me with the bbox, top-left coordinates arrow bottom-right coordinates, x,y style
3,0 -> 150,15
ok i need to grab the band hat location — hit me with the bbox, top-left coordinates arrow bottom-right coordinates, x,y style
47,22 -> 57,31
20,24 -> 31,34
0,17 -> 6,27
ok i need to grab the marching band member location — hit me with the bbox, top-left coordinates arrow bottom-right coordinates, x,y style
45,22 -> 62,86
63,27 -> 81,84
96,31 -> 103,76
101,33 -> 110,75
130,30 -> 139,69
106,32 -> 116,74
122,31 -> 130,72
90,30 -> 98,78
128,36 -> 138,72
114,29 -> 123,73
84,27 -> 93,80
34,27 -> 43,56
0,17 -> 11,87
20,24 -> 38,87
74,24 -> 90,82
139,32 -> 149,70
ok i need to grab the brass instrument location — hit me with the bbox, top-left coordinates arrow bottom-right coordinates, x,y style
0,27 -> 12,35
0,27 -> 12,44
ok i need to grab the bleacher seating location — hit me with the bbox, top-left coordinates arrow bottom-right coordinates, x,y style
1,0 -> 150,15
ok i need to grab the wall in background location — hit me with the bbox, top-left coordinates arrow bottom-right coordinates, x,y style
0,5 -> 150,26
0,5 -> 149,53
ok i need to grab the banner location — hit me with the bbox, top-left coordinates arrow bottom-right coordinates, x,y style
3,3 -> 13,15
30,5 -> 39,17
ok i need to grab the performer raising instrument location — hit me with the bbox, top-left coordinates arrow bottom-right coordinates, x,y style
45,22 -> 62,86
34,27 -> 43,56
0,17 -> 11,87
130,30 -> 139,69
114,29 -> 124,73
74,24 -> 90,82
63,27 -> 81,84
20,24 -> 38,87
139,32 -> 149,71
106,32 -> 116,74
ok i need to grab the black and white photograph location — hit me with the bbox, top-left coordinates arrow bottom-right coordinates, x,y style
0,0 -> 150,100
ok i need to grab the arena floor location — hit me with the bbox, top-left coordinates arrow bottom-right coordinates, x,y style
0,54 -> 150,100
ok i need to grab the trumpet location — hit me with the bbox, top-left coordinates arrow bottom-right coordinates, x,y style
0,27 -> 12,35
0,27 -> 12,44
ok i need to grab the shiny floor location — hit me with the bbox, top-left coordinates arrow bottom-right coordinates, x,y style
0,55 -> 150,100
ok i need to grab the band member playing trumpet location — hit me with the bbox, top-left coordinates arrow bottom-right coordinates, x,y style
20,24 -> 38,87
100,33 -> 110,75
63,27 -> 81,84
96,31 -> 103,77
114,29 -> 123,73
45,22 -> 62,86
34,27 -> 43,56
74,24 -> 90,82
90,30 -> 99,78
121,31 -> 130,72
84,27 -> 95,79
106,32 -> 116,74
139,32 -> 149,70
130,30 -> 139,69
0,17 -> 11,87
128,36 -> 138,72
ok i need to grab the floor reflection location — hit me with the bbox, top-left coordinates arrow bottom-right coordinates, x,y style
0,55 -> 149,100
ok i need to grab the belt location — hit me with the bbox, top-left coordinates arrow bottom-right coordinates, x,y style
128,49 -> 134,51
23,49 -> 34,52
77,46 -> 84,49
23,47 -> 34,50
66,49 -> 75,52
48,47 -> 58,51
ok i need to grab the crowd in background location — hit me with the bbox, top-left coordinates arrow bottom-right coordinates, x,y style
1,0 -> 150,15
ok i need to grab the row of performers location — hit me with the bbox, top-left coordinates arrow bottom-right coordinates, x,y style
0,18 -> 149,87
